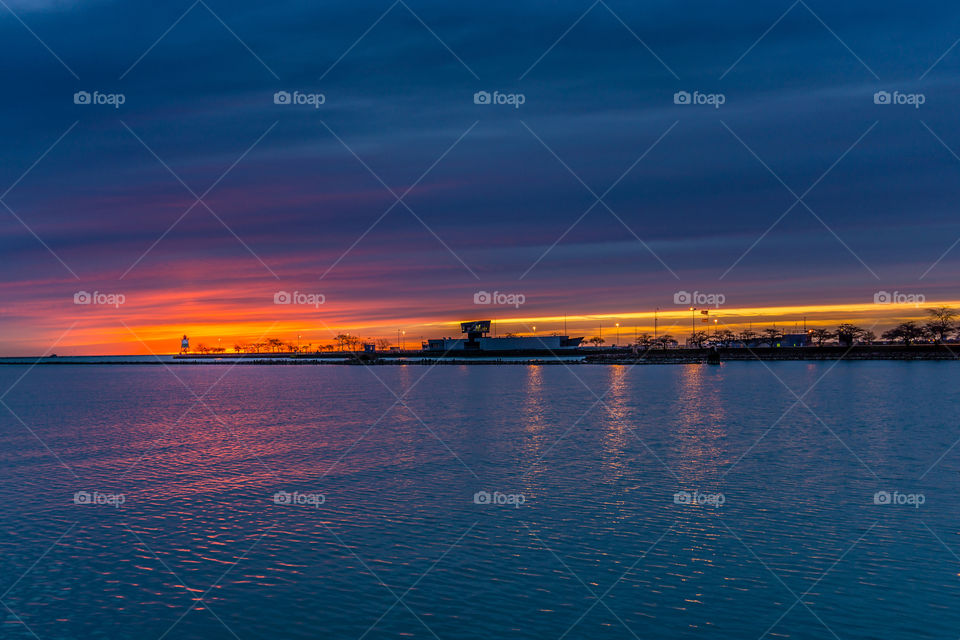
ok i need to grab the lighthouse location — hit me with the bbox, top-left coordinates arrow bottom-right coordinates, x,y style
180,335 -> 189,353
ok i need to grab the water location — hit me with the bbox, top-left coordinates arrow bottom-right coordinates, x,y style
0,362 -> 958,639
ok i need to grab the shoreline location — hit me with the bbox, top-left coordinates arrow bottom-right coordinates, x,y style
1,345 -> 958,365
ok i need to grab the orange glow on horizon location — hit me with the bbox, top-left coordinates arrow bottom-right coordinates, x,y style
10,298 -> 957,357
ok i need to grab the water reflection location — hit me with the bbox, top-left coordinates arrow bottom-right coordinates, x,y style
599,365 -> 633,479
0,364 -> 957,640
523,365 -> 546,433
672,365 -> 728,480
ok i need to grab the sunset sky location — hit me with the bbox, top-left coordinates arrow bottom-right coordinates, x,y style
2,0 -> 960,355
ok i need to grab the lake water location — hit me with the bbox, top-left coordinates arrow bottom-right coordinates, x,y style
0,362 -> 958,639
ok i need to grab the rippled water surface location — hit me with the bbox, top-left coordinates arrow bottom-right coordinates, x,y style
1,362 -> 958,639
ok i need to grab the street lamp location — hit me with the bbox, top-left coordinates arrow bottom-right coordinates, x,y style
690,307 -> 698,347
615,323 -> 620,347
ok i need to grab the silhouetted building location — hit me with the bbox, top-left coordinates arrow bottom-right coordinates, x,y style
425,320 -> 583,352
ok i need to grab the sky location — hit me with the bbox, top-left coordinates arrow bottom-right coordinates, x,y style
1,0 -> 960,354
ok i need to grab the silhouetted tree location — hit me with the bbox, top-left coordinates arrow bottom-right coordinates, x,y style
925,307 -> 957,344
689,331 -> 709,348
634,333 -> 654,348
810,328 -> 834,346
587,336 -> 605,347
882,321 -> 925,346
737,329 -> 757,346
836,323 -> 866,346
714,328 -> 736,347
655,334 -> 675,349
761,328 -> 783,347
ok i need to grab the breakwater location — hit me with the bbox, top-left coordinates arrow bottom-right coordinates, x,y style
585,345 -> 960,364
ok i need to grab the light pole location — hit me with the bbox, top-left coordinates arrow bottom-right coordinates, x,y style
654,307 -> 660,340
690,307 -> 698,347
615,323 -> 619,347
401,330 -> 406,351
